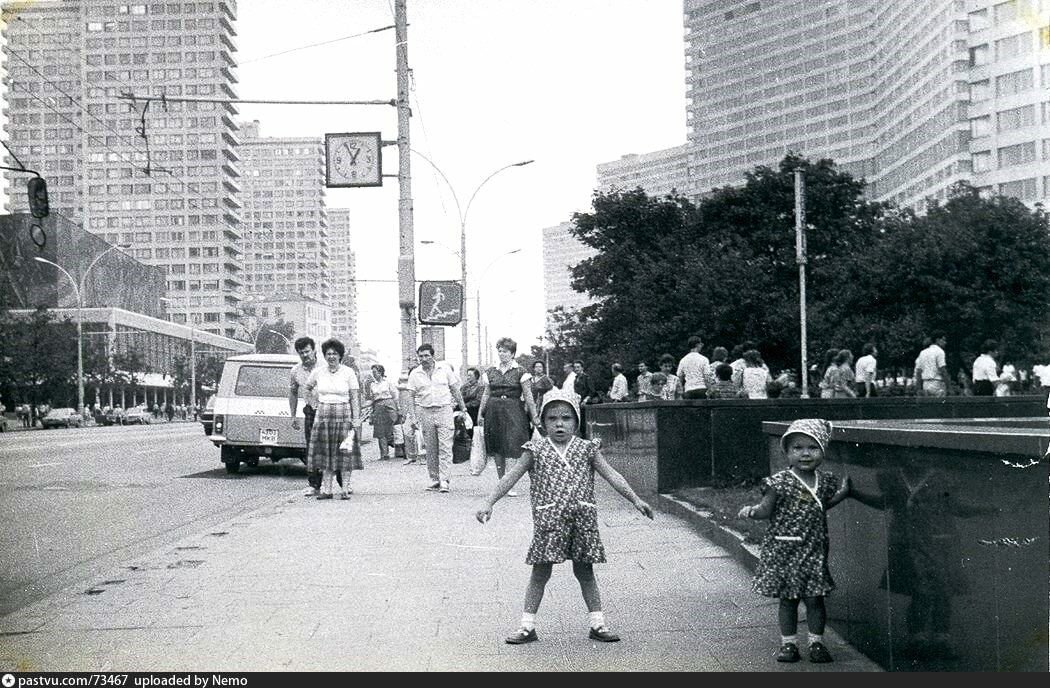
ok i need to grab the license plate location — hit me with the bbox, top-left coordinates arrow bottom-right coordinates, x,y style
260,428 -> 278,444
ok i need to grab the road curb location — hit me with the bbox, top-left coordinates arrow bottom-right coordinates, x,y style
657,493 -> 761,571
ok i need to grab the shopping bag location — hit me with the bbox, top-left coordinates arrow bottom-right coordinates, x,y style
338,429 -> 356,453
469,426 -> 486,475
452,417 -> 471,464
359,421 -> 374,444
414,426 -> 426,454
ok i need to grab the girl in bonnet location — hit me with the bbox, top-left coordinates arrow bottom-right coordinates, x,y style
475,388 -> 653,645
737,418 -> 851,664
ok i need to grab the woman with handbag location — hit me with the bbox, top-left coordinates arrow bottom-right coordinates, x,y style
478,337 -> 541,497
369,364 -> 400,460
304,338 -> 362,500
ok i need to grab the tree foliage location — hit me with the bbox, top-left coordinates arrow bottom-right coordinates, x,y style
0,307 -> 78,406
252,318 -> 296,354
552,156 -> 1050,379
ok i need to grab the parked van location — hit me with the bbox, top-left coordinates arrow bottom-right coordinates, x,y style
209,353 -> 305,474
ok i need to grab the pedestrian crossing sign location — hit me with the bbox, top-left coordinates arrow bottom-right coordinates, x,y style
418,281 -> 463,326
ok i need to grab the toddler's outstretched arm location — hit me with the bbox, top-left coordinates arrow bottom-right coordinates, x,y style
475,451 -> 534,523
737,490 -> 777,520
593,451 -> 654,520
827,475 -> 851,508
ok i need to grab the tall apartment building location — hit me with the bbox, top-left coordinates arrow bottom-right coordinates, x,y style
596,145 -> 691,198
682,0 -> 1050,210
327,208 -> 359,352
238,120 -> 331,307
542,221 -> 597,323
1,0 -> 243,336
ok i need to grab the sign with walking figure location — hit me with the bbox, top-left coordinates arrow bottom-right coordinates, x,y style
419,280 -> 463,326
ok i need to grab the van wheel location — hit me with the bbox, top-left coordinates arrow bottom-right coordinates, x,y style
246,457 -> 259,468
221,446 -> 240,474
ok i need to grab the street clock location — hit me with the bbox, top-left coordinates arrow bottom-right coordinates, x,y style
325,132 -> 382,188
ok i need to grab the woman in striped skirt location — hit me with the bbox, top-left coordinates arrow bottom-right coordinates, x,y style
304,338 -> 362,500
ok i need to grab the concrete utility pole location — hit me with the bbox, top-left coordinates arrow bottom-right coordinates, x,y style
795,168 -> 809,398
395,0 -> 417,375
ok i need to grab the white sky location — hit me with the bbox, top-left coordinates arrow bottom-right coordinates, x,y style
235,0 -> 687,371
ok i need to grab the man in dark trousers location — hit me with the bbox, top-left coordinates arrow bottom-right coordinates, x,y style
572,360 -> 597,432
289,336 -> 322,496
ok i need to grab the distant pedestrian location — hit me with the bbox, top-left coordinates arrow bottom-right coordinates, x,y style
971,340 -> 998,397
677,335 -> 710,399
740,350 -> 773,399
560,362 -> 576,395
607,363 -> 628,402
914,334 -> 950,397
737,419 -> 851,664
18,404 -> 30,428
479,338 -> 540,497
996,360 -> 1016,397
634,361 -> 652,400
818,348 -> 839,399
644,372 -> 667,400
289,336 -> 323,496
730,341 -> 756,390
706,363 -> 740,399
658,354 -> 683,400
854,343 -> 878,398
475,388 -> 653,646
827,350 -> 857,399
406,343 -> 468,493
706,346 -> 729,389
572,360 -> 596,406
369,364 -> 400,460
526,361 -> 555,412
461,367 -> 483,428
165,402 -> 174,422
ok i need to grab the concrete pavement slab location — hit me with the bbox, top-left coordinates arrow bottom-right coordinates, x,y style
0,443 -> 881,672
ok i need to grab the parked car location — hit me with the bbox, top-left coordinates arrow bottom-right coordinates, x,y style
124,406 -> 152,425
209,354 -> 306,474
200,395 -> 216,436
103,407 -> 126,426
41,407 -> 82,429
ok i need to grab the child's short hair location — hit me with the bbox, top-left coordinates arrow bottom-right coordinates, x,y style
715,363 -> 733,381
650,372 -> 667,386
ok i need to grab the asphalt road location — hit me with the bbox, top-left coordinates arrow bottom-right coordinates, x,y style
0,422 -> 309,616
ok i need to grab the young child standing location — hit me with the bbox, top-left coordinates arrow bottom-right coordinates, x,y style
475,388 -> 654,644
737,419 -> 850,664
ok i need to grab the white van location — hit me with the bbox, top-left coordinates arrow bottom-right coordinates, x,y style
209,353 -> 306,474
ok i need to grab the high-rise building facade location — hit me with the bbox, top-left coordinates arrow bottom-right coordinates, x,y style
1,0 -> 244,336
682,0 -> 1049,210
238,120 -> 331,307
542,221 -> 597,323
596,145 -> 691,198
327,208 -> 359,352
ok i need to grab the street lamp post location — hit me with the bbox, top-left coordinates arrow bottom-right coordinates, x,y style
411,151 -> 533,368
253,328 -> 292,352
475,249 -> 522,366
34,243 -> 130,415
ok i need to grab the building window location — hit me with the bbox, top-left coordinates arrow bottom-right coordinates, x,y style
970,115 -> 992,138
998,104 -> 1035,131
995,32 -> 1033,61
969,79 -> 990,101
998,141 -> 1036,167
969,44 -> 989,66
998,178 -> 1037,200
996,68 -> 1034,96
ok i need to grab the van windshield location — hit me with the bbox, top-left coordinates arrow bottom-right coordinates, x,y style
234,365 -> 291,397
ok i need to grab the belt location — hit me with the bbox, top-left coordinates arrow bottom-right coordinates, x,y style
493,394 -> 516,399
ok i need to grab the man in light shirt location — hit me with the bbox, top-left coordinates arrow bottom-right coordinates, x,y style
608,363 -> 629,402
635,361 -> 653,400
971,339 -> 999,396
560,362 -> 576,396
854,343 -> 878,398
406,343 -> 468,494
913,334 -> 950,397
677,335 -> 710,400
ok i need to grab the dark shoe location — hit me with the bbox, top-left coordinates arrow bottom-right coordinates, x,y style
316,494 -> 333,500
338,493 -> 351,500
776,642 -> 801,663
588,626 -> 620,643
505,628 -> 538,645
808,641 -> 833,663
424,482 -> 441,491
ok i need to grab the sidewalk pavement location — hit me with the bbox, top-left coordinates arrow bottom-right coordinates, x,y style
0,443 -> 881,672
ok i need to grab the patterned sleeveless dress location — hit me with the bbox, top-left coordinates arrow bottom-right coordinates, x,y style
522,436 -> 607,565
752,469 -> 838,598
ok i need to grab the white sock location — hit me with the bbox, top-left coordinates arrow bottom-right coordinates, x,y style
588,611 -> 606,629
781,634 -> 799,646
807,632 -> 823,646
520,612 -> 536,631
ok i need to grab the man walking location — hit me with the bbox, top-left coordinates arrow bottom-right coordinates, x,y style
971,339 -> 999,397
914,334 -> 950,397
407,343 -> 468,494
635,361 -> 652,400
677,335 -> 710,399
560,362 -> 576,395
854,343 -> 878,397
289,336 -> 323,496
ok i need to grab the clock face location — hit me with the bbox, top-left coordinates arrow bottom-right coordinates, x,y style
326,133 -> 382,187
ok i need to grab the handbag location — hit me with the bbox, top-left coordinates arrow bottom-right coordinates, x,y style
469,426 -> 486,475
452,416 -> 471,464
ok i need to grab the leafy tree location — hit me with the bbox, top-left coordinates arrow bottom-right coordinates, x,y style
0,307 -> 78,409
252,318 -> 296,354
